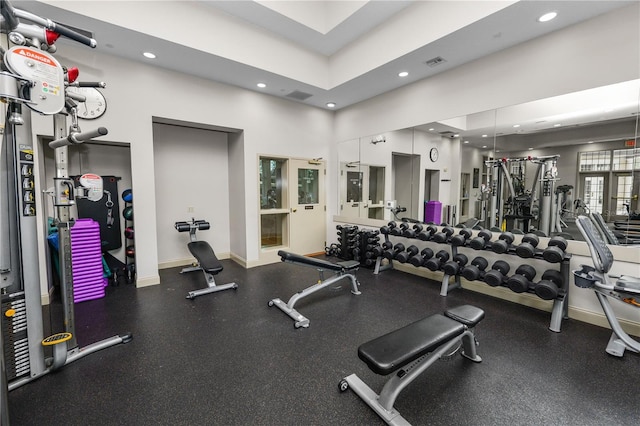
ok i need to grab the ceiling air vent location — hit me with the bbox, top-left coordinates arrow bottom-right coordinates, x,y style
285,90 -> 313,101
425,56 -> 447,67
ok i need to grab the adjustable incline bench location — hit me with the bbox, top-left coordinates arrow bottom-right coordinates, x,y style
175,219 -> 238,299
269,250 -> 360,328
340,305 -> 484,425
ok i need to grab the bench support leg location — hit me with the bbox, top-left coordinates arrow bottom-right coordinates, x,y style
343,330 -> 481,425
184,268 -> 238,299
269,272 -> 360,328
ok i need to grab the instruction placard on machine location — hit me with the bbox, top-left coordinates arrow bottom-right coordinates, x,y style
19,145 -> 36,216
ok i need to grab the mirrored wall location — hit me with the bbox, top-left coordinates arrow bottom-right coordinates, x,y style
336,78 -> 640,243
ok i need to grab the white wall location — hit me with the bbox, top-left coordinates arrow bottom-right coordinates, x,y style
30,42 -> 333,291
152,123 -> 230,265
334,3 -> 640,141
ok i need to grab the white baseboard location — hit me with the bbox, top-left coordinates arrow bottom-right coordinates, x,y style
136,274 -> 160,288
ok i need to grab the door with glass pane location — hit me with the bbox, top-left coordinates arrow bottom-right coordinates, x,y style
580,174 -> 608,218
259,157 -> 288,250
340,163 -> 365,218
612,173 -> 637,220
289,159 -> 326,255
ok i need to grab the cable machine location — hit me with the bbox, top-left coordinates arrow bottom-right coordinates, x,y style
484,154 -> 560,235
1,1 -> 131,421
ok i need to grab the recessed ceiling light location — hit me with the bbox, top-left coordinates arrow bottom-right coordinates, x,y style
482,134 -> 488,138
554,123 -> 562,127
588,141 -> 594,144
529,147 -> 534,150
464,140 -> 469,144
143,52 -> 156,59
513,124 -> 520,128
257,83 -> 266,88
428,128 -> 435,131
482,145 -> 487,149
538,12 -> 557,23
398,71 -> 409,77
326,102 -> 336,108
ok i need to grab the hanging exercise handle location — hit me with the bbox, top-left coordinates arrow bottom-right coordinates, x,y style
0,0 -> 97,48
49,127 -> 108,149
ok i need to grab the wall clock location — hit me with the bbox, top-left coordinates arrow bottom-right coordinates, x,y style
66,87 -> 107,120
429,147 -> 439,162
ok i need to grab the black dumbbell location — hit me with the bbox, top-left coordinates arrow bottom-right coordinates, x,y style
515,233 -> 540,258
491,232 -> 514,254
425,250 -> 450,271
469,229 -> 492,250
403,223 -> 423,239
542,236 -> 568,263
364,258 -> 376,267
352,248 -> 361,261
417,225 -> 438,241
507,264 -> 537,293
535,270 -> 563,300
450,228 -> 473,247
395,245 -> 419,263
442,253 -> 469,276
484,260 -> 510,287
369,245 -> 384,258
382,221 -> 399,236
461,257 -> 489,281
383,243 -> 405,260
432,226 -> 455,243
409,247 -> 434,267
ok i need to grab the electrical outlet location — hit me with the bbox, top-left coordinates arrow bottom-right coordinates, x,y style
187,206 -> 194,213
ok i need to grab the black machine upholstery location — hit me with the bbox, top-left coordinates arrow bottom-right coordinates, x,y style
358,315 -> 465,375
277,250 -> 359,272
444,304 -> 486,326
188,241 -> 223,274
576,216 -> 614,274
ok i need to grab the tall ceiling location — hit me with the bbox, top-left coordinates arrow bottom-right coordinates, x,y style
15,0 -> 635,112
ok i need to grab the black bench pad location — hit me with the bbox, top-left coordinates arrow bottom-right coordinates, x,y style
188,241 -> 223,274
358,314 -> 465,375
278,250 -> 359,272
445,305 -> 485,327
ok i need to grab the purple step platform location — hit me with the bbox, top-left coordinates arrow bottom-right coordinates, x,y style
70,218 -> 106,302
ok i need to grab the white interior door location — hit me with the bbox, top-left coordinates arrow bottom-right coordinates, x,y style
289,159 -> 326,255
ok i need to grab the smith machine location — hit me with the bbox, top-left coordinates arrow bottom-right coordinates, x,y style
1,0 -> 131,420
483,155 -> 563,235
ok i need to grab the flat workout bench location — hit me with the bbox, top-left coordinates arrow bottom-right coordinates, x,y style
340,305 -> 484,425
269,250 -> 360,328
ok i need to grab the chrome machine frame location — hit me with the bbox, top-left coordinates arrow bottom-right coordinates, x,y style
1,1 -> 131,421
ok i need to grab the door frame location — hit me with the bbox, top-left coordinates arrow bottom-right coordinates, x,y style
257,155 -> 326,264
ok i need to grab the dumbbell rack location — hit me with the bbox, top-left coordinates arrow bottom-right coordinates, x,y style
332,226 -> 383,269
459,234 -> 571,333
375,222 -> 571,332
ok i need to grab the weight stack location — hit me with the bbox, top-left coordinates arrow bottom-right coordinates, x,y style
70,218 -> 107,302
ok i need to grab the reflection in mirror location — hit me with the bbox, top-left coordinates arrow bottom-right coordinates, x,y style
456,79 -> 640,241
338,138 -> 361,218
337,79 -> 639,244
